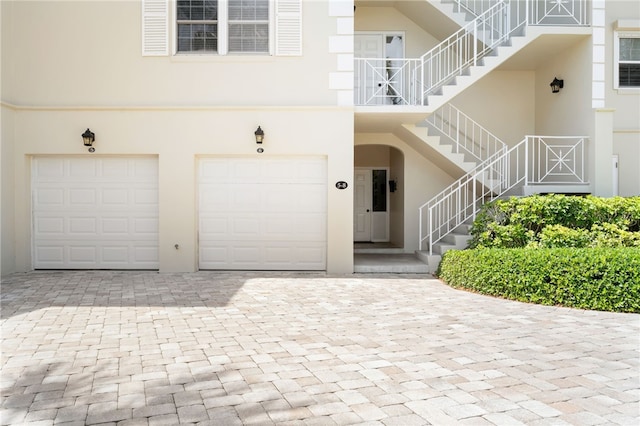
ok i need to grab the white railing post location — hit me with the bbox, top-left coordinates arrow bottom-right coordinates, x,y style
473,19 -> 478,67
428,208 -> 433,255
524,136 -> 529,186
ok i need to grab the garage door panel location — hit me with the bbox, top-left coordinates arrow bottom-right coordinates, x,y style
134,188 -> 158,204
133,245 -> 159,263
101,188 -> 128,205
200,246 -> 229,267
35,246 -> 65,265
231,189 -> 262,211
69,245 -> 97,263
35,189 -> 65,207
69,217 -> 98,234
32,157 -> 159,270
232,217 -> 261,238
232,162 -> 262,182
35,158 -> 65,178
102,246 -> 129,263
133,217 -> 159,234
199,216 -> 229,236
101,159 -> 129,177
199,185 -> 229,210
35,217 -> 65,234
199,157 -> 327,270
102,217 -> 129,234
69,158 -> 98,178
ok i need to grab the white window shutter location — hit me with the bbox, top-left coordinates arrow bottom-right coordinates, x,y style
275,0 -> 302,56
142,0 -> 169,56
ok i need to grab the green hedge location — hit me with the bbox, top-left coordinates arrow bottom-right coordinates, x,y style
470,195 -> 640,249
438,248 -> 640,313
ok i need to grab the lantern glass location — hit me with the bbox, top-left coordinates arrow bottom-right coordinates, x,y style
550,78 -> 563,93
82,129 -> 95,146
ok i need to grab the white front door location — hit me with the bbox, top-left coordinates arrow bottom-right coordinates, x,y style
198,157 -> 327,270
354,169 -> 372,241
32,156 -> 159,269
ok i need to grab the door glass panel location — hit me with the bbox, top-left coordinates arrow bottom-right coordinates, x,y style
372,170 -> 387,212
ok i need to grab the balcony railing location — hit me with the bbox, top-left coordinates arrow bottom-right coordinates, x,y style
454,0 -> 590,28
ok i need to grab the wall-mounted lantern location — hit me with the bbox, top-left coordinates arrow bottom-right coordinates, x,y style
389,179 -> 397,192
550,77 -> 564,93
82,128 -> 95,152
254,126 -> 264,144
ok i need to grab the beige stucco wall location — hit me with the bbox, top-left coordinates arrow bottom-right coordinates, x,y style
452,70 -> 536,146
605,2 -> 640,195
2,0 -> 356,274
535,37 -> 593,136
3,1 -> 338,107
10,107 -> 354,273
354,6 -> 440,57
0,105 -> 13,277
614,131 -> 640,196
531,0 -> 640,196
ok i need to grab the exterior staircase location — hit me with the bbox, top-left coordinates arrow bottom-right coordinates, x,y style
354,0 -> 591,273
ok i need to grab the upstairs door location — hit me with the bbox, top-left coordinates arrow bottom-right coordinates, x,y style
354,34 -> 385,105
355,33 -> 405,105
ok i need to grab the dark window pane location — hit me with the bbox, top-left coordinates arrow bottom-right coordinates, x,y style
178,0 -> 217,21
177,23 -> 217,52
372,170 -> 387,212
619,63 -> 640,87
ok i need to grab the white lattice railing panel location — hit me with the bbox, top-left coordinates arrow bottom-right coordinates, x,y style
526,136 -> 588,185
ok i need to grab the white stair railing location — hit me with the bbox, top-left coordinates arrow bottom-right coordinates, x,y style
419,136 -> 589,254
414,1 -> 511,102
354,0 -> 590,106
355,2 -> 510,106
425,103 -> 507,163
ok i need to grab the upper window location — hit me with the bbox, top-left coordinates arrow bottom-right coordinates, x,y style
615,30 -> 640,89
142,0 -> 301,57
177,0 -> 269,54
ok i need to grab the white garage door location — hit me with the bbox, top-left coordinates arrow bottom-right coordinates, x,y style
199,157 -> 327,270
32,157 -> 159,269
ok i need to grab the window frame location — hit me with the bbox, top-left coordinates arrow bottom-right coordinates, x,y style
614,30 -> 640,92
174,0 -> 274,56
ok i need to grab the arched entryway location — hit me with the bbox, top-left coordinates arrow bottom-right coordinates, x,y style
354,144 -> 404,248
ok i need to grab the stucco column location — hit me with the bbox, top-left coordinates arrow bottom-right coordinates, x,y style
592,108 -> 615,197
158,152 -> 197,272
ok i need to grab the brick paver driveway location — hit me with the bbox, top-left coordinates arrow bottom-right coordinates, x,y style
1,271 -> 638,425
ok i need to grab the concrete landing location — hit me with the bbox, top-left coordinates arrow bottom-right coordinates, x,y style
353,253 -> 431,273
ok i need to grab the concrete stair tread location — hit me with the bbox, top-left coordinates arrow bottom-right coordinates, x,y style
353,253 -> 430,274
